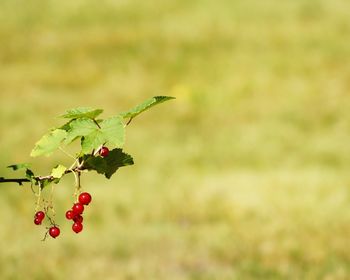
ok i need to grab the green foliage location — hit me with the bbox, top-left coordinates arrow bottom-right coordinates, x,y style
64,118 -> 97,144
60,107 -> 103,119
50,165 -> 67,179
31,96 -> 172,158
82,149 -> 134,179
120,96 -> 175,119
6,96 -> 173,188
7,163 -> 31,170
80,116 -> 125,154
25,168 -> 36,184
30,129 -> 67,157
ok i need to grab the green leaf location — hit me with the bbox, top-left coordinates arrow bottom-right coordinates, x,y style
120,96 -> 175,119
64,118 -> 97,144
40,178 -> 53,188
25,169 -> 36,185
60,107 -> 103,119
83,156 -> 107,175
104,149 -> 134,179
58,120 -> 73,132
100,116 -> 125,147
7,163 -> 31,171
51,165 -> 67,179
81,130 -> 105,154
81,116 -> 125,153
82,149 -> 134,178
30,129 -> 67,157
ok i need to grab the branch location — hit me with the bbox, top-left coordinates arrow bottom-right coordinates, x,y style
0,177 -> 30,185
0,167 -> 83,186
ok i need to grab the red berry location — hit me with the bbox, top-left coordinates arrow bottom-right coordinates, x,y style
35,211 -> 45,221
73,215 -> 83,223
72,222 -> 83,233
49,226 -> 60,238
34,217 -> 42,225
79,192 -> 92,205
65,210 -> 75,220
99,146 -> 109,157
72,203 -> 84,215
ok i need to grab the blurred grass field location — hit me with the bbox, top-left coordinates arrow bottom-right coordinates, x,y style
1,0 -> 350,279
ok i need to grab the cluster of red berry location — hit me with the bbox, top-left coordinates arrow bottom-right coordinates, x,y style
65,192 -> 92,234
33,192 -> 92,239
34,210 -> 60,238
32,147 -> 109,239
34,211 -> 45,225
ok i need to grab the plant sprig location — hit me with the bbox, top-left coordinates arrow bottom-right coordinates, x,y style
1,96 -> 175,188
0,95 -> 174,239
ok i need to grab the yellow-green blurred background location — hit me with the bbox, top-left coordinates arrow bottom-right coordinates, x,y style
1,0 -> 350,279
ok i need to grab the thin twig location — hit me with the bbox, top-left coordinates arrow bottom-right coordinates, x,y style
93,119 -> 101,129
0,177 -> 30,185
73,171 -> 81,202
126,117 -> 134,126
0,166 -> 85,186
59,147 -> 76,160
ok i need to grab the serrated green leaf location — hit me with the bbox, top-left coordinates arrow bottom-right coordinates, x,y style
58,120 -> 73,131
83,156 -> 107,174
30,129 -> 67,157
60,107 -> 103,119
81,130 -> 105,153
64,118 -> 97,144
100,116 -> 125,147
82,149 -> 133,178
7,163 -> 31,171
51,165 -> 67,179
104,149 -> 134,179
81,116 -> 125,153
120,96 -> 175,119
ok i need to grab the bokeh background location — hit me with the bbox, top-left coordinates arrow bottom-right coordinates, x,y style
1,0 -> 350,279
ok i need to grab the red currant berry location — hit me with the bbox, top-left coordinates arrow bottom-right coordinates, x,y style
79,192 -> 92,205
35,211 -> 45,221
72,203 -> 84,215
65,210 -> 75,220
72,222 -> 83,233
49,226 -> 60,238
99,146 -> 109,157
73,215 -> 83,223
34,217 -> 42,225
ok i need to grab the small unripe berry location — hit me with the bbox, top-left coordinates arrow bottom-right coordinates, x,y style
72,222 -> 83,233
72,203 -> 84,215
99,146 -> 109,157
79,192 -> 92,205
49,226 -> 60,238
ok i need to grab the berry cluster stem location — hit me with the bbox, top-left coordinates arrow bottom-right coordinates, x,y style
35,182 -> 42,212
73,171 -> 81,202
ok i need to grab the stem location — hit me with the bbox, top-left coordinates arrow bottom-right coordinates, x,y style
0,166 -> 84,186
0,156 -> 89,186
35,182 -> 42,212
0,177 -> 30,185
59,147 -> 76,160
126,117 -> 133,126
49,184 -> 56,217
68,159 -> 79,171
73,171 -> 81,202
93,119 -> 101,129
